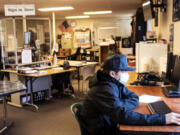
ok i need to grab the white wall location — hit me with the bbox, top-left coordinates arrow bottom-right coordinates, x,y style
56,18 -> 132,45
55,18 -> 132,54
174,22 -> 180,55
152,0 -> 180,55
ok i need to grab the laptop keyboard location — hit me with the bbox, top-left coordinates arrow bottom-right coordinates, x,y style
162,86 -> 180,97
147,101 -> 172,114
163,86 -> 177,91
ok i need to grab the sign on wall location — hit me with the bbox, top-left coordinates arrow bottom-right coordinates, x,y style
4,4 -> 35,16
169,24 -> 174,52
73,30 -> 91,48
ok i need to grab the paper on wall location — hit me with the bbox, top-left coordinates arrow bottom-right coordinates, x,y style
21,49 -> 32,63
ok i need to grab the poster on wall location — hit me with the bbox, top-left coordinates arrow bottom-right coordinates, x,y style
59,20 -> 73,34
173,0 -> 180,21
169,24 -> 174,52
169,24 -> 174,42
73,30 -> 91,48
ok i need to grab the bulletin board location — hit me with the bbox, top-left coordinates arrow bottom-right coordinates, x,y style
73,30 -> 91,48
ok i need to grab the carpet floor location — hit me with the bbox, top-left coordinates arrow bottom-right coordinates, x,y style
0,96 -> 82,135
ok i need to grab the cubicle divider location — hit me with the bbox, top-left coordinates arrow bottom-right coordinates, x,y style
136,43 -> 167,76
0,17 -> 52,70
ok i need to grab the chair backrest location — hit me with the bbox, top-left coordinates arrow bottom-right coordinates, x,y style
71,102 -> 85,135
76,47 -> 81,55
70,47 -> 81,60
59,48 -> 71,57
40,44 -> 50,55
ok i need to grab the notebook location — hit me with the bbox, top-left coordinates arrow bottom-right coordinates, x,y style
147,101 -> 172,114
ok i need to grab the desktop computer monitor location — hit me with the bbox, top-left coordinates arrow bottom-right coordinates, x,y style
172,55 -> 180,91
166,53 -> 176,81
162,55 -> 180,97
24,32 -> 31,45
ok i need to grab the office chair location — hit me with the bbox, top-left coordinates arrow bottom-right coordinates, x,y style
81,49 -> 92,61
7,51 -> 15,64
40,44 -> 50,56
71,102 -> 86,135
59,48 -> 71,59
70,47 -> 81,60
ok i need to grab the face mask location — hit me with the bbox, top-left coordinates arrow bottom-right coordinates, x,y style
119,72 -> 129,85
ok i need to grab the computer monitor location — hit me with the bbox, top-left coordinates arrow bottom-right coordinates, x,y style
24,32 -> 31,45
172,55 -> 180,91
166,53 -> 176,81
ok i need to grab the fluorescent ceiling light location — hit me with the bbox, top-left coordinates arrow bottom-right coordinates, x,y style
142,1 -> 150,7
65,16 -> 90,19
38,7 -> 74,12
84,11 -> 112,15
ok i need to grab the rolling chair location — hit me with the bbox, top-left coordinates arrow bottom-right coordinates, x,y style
40,44 -> 50,56
81,49 -> 92,61
71,102 -> 86,135
70,47 -> 81,60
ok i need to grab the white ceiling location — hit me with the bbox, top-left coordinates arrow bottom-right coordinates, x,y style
0,0 -> 142,19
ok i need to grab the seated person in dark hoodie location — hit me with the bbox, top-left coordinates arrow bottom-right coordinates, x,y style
80,54 -> 180,135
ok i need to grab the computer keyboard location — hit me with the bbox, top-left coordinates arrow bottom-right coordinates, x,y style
147,101 -> 172,114
162,86 -> 180,97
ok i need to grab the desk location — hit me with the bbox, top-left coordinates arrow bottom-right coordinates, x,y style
0,81 -> 26,133
86,47 -> 99,61
86,47 -> 99,52
58,60 -> 98,92
58,60 -> 98,67
6,60 -> 51,68
1,67 -> 76,111
120,86 -> 180,133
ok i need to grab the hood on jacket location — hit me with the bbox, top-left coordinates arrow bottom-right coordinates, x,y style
89,70 -> 123,89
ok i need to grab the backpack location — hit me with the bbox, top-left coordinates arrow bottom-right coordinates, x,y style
63,61 -> 70,70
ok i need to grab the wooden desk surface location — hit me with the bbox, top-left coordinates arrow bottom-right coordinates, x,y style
86,48 -> 99,52
6,60 -> 51,66
58,60 -> 98,67
120,86 -> 180,132
1,68 -> 76,77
